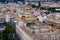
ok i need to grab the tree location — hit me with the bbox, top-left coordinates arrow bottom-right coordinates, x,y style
3,22 -> 14,40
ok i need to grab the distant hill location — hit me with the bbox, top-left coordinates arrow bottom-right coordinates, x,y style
0,0 -> 24,2
0,0 -> 60,2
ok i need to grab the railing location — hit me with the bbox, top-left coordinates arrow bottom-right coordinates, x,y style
39,34 -> 60,40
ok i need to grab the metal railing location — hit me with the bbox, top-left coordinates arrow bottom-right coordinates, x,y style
39,34 -> 60,40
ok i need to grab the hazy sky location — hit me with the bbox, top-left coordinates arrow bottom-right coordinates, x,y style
0,0 -> 60,2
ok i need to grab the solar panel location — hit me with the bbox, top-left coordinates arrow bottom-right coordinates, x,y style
0,18 -> 5,23
0,24 -> 5,30
0,25 -> 5,28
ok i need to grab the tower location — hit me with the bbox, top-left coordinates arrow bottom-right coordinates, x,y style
6,15 -> 11,22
